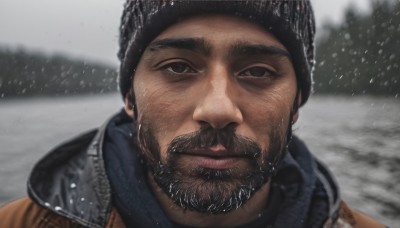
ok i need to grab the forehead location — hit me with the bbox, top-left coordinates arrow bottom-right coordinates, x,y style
149,14 -> 288,53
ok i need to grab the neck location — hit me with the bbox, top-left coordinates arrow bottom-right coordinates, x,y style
147,173 -> 271,227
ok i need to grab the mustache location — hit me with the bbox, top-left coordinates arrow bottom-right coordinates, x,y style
167,124 -> 261,158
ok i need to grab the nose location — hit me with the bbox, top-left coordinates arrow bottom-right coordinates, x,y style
193,71 -> 243,129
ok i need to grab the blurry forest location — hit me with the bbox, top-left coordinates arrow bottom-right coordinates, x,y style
0,48 -> 118,98
314,0 -> 400,96
0,0 -> 399,98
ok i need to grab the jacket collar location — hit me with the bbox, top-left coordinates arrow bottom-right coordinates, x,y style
28,115 -> 113,228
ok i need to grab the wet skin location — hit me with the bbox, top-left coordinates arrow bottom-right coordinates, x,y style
125,14 -> 299,227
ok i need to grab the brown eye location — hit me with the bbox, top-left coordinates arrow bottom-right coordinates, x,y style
240,66 -> 274,78
166,62 -> 196,74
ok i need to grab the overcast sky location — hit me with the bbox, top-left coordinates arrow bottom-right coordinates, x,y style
0,0 -> 370,66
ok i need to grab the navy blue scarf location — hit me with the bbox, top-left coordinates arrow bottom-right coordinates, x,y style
103,110 -> 171,227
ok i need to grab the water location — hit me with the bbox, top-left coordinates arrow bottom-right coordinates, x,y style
0,94 -> 399,227
296,96 -> 400,227
0,93 -> 122,204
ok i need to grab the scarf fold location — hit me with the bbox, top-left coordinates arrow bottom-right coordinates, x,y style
103,110 -> 171,227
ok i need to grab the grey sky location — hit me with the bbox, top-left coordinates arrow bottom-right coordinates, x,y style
0,0 -> 369,66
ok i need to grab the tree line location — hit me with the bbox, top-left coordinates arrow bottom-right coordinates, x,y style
0,48 -> 118,98
314,0 -> 400,96
0,0 -> 399,98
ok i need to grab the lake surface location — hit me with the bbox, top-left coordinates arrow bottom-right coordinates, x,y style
0,94 -> 399,227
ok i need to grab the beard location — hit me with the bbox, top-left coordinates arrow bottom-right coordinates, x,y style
136,117 -> 292,214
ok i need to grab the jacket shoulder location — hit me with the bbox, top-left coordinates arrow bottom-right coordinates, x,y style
325,200 -> 385,228
340,200 -> 385,228
0,197 -> 83,227
0,197 -> 44,227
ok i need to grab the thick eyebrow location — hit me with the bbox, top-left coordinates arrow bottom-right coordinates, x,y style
229,41 -> 291,60
147,37 -> 210,56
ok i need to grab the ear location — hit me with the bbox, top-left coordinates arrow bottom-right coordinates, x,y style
124,96 -> 135,118
292,109 -> 299,124
291,92 -> 302,124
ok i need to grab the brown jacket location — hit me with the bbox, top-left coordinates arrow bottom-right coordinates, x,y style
0,197 -> 385,228
0,197 -> 124,228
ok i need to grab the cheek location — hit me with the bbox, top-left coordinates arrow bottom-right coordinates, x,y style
134,81 -> 196,157
241,90 -> 294,150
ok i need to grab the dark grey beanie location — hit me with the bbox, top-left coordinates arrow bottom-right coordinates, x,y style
118,0 -> 315,106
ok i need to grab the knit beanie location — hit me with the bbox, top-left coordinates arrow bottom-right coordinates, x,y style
118,0 -> 315,106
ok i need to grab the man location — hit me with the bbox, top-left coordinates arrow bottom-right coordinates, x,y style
0,1 -> 384,227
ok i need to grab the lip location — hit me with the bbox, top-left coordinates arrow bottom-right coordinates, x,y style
189,155 -> 245,169
178,145 -> 248,169
182,145 -> 233,157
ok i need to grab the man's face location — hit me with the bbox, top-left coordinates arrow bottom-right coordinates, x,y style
129,14 -> 298,214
